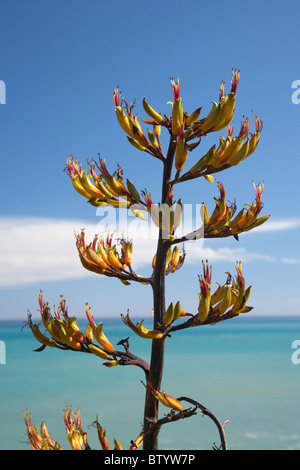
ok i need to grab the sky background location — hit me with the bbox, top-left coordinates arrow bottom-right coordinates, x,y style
0,0 -> 300,321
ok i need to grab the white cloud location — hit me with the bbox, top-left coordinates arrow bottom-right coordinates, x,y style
0,217 -> 91,287
250,217 -> 300,233
282,257 -> 300,265
185,244 -> 274,263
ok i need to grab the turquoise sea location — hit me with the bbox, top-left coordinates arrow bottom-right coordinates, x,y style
0,315 -> 299,451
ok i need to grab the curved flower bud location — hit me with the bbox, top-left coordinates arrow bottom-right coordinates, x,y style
94,417 -> 110,450
85,304 -> 115,354
211,69 -> 240,132
114,438 -> 123,450
198,277 -> 211,323
130,430 -> 144,450
121,312 -> 164,339
163,302 -> 174,325
28,317 -> 56,349
170,77 -> 183,136
142,381 -> 183,412
23,410 -> 44,450
175,124 -> 188,172
143,97 -> 163,123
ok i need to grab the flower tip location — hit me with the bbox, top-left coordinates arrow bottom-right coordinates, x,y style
171,76 -> 180,101
231,68 -> 240,94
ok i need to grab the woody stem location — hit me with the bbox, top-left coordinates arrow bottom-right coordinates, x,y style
143,134 -> 176,450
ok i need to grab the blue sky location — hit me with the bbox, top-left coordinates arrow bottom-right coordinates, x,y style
0,0 -> 300,320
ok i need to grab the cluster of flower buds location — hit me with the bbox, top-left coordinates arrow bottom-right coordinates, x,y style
28,292 -> 86,351
201,180 -> 269,239
24,408 -> 142,450
194,69 -> 240,135
197,260 -> 252,324
67,74 -> 264,242
210,113 -> 262,169
75,231 -> 149,285
112,74 -> 238,175
141,381 -> 183,412
114,86 -> 164,158
27,293 -> 116,364
23,410 -> 63,450
66,156 -> 187,240
66,157 -> 149,219
67,73 -> 263,212
92,415 -> 143,450
63,407 -> 90,450
160,71 -> 241,175
152,245 -> 186,274
185,112 -> 263,182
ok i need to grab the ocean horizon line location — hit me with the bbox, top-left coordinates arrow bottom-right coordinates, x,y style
0,314 -> 299,326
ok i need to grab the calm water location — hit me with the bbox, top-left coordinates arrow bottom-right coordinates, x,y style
0,316 -> 299,450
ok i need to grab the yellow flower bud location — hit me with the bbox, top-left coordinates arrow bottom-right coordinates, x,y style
163,302 -> 174,325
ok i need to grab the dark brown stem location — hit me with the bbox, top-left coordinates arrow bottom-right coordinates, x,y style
170,225 -> 238,246
114,337 -> 150,376
114,350 -> 150,376
145,146 -> 166,162
143,134 -> 176,450
170,163 -> 231,186
145,396 -> 228,450
146,406 -> 198,431
177,397 -> 228,450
